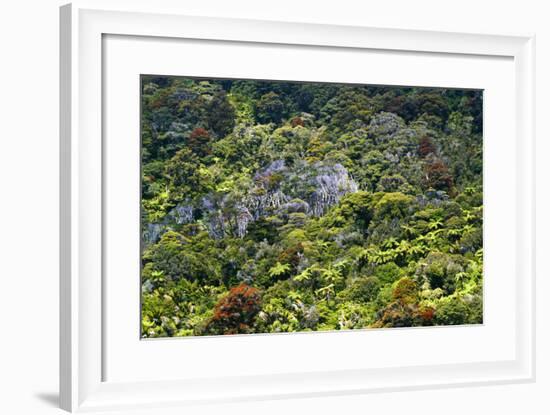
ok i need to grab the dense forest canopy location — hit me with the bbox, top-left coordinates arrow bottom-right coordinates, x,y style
140,76 -> 483,337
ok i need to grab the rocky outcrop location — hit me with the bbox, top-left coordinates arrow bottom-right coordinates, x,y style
309,164 -> 359,216
144,160 -> 359,243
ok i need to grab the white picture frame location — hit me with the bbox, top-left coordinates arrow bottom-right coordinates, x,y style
60,1 -> 536,412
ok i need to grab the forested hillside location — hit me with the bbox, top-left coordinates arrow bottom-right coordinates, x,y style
140,76 -> 483,337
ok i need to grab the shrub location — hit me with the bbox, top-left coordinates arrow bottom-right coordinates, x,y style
373,301 -> 417,328
376,174 -> 411,193
418,136 -> 437,157
392,277 -> 418,303
205,284 -> 262,335
424,160 -> 454,192
277,242 -> 305,270
345,276 -> 380,303
255,92 -> 285,124
373,262 -> 403,285
187,127 -> 211,157
374,192 -> 414,219
416,252 -> 465,294
207,91 -> 236,137
434,299 -> 470,326
290,116 -> 304,127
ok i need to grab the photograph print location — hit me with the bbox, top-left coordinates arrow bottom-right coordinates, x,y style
140,76 -> 483,338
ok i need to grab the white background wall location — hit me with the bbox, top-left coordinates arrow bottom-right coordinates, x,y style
0,0 -> 547,414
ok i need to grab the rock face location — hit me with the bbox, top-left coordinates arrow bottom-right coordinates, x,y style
170,205 -> 194,224
142,223 -> 165,246
202,199 -> 254,239
245,190 -> 290,220
247,160 -> 358,218
141,203 -> 194,246
143,160 -> 359,243
309,164 -> 359,216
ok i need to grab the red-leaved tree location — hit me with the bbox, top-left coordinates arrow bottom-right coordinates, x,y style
290,116 -> 304,127
205,284 -> 262,335
418,136 -> 436,157
424,160 -> 454,192
187,127 -> 211,157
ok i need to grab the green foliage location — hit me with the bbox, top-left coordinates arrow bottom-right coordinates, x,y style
433,298 -> 471,326
373,192 -> 414,219
206,91 -> 236,137
392,277 -> 419,303
255,92 -> 285,124
140,76 -> 483,337
340,276 -> 380,303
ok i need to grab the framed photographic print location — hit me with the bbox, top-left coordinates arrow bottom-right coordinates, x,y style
60,1 -> 535,412
139,75 -> 484,339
